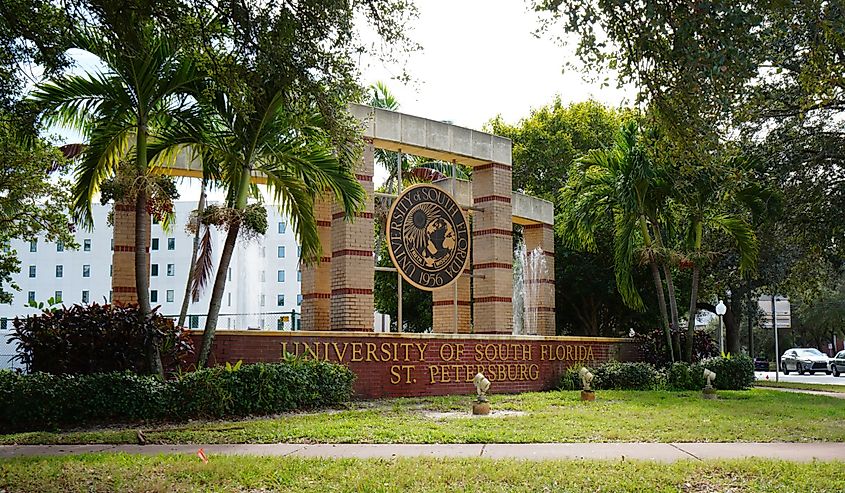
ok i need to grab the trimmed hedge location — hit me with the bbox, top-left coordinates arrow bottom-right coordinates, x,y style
0,360 -> 355,432
558,355 -> 755,392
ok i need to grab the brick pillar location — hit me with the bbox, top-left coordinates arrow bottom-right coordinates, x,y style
300,198 -> 332,330
471,163 -> 513,334
523,223 -> 556,336
111,199 -> 150,304
330,140 -> 375,331
432,270 -> 472,333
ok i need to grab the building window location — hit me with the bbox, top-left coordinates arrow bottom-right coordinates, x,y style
54,291 -> 62,303
166,290 -> 174,302
56,241 -> 64,252
297,270 -> 301,282
227,292 -> 231,307
227,268 -> 231,281
167,238 -> 175,250
0,318 -> 6,331
109,264 -> 113,277
260,294 -> 266,307
260,247 -> 266,258
277,294 -> 285,306
151,290 -> 158,303
151,238 -> 159,251
83,239 -> 91,251
167,264 -> 175,276
109,290 -> 112,302
30,240 -> 37,252
28,291 -> 35,303
277,318 -> 284,331
151,264 -> 159,277
82,290 -> 89,303
297,294 -> 302,306
278,222 -> 287,234
28,265 -> 35,278
277,246 -> 285,258
55,265 -> 63,278
110,238 -> 113,251
82,265 -> 90,278
277,270 -> 285,282
260,270 -> 266,282
190,315 -> 199,329
153,216 -> 159,225
297,246 -> 301,257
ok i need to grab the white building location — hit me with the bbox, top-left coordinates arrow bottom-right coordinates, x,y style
0,201 -> 304,338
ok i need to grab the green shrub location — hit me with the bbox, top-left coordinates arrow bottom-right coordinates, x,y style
557,364 -> 584,391
698,354 -> 755,390
10,302 -> 193,375
0,359 -> 355,432
665,356 -> 755,390
666,362 -> 705,390
593,361 -> 661,390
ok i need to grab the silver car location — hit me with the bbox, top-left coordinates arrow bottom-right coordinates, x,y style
830,350 -> 845,377
781,348 -> 830,375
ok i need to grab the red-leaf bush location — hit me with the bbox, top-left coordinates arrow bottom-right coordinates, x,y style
10,302 -> 193,375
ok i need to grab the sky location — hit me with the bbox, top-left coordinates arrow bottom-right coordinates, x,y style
51,1 -> 637,200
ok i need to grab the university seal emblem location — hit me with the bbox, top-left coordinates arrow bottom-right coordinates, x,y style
387,184 -> 470,291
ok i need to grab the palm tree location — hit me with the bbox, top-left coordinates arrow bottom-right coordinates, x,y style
180,89 -> 365,367
559,121 -> 676,361
679,159 -> 759,361
31,24 -> 197,376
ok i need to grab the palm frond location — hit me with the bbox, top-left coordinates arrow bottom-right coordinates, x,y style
191,226 -> 214,301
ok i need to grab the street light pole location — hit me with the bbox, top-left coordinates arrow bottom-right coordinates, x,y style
715,300 -> 727,355
772,294 -> 779,383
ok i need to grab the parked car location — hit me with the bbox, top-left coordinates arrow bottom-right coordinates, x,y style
753,357 -> 769,371
830,350 -> 845,377
780,348 -> 830,375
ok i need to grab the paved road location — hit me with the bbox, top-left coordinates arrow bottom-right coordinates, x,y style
755,371 -> 845,385
2,443 -> 845,462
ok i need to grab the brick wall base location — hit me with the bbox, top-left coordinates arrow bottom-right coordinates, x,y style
189,331 -> 640,398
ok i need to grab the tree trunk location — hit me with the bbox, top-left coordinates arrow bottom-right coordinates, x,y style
649,261 -> 674,362
685,266 -> 700,362
663,264 -> 682,359
197,221 -> 241,367
197,164 -> 252,368
134,127 -> 162,378
726,295 -> 741,356
178,183 -> 206,328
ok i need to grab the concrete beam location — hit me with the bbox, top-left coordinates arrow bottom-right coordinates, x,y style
349,103 -> 512,167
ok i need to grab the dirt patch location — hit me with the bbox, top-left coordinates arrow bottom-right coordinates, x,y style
422,410 -> 528,420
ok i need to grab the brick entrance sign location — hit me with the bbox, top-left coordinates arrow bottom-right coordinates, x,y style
192,331 -> 638,398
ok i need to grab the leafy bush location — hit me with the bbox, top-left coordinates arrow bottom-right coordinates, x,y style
557,364 -> 584,391
10,302 -> 193,375
634,328 -> 718,366
666,362 -> 705,390
666,355 -> 755,390
593,361 -> 662,390
0,359 -> 355,432
698,355 -> 755,390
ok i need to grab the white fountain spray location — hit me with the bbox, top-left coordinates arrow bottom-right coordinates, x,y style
513,238 -> 549,336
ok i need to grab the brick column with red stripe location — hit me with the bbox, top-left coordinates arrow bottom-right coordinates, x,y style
111,199 -> 150,304
330,140 -> 375,331
300,198 -> 332,330
432,270 -> 472,333
472,163 -> 513,333
523,223 -> 556,336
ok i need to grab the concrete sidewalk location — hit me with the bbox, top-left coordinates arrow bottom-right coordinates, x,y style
2,442 -> 844,462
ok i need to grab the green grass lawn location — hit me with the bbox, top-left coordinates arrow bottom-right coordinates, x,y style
1,454 -> 844,492
754,380 -> 845,393
4,389 -> 845,445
